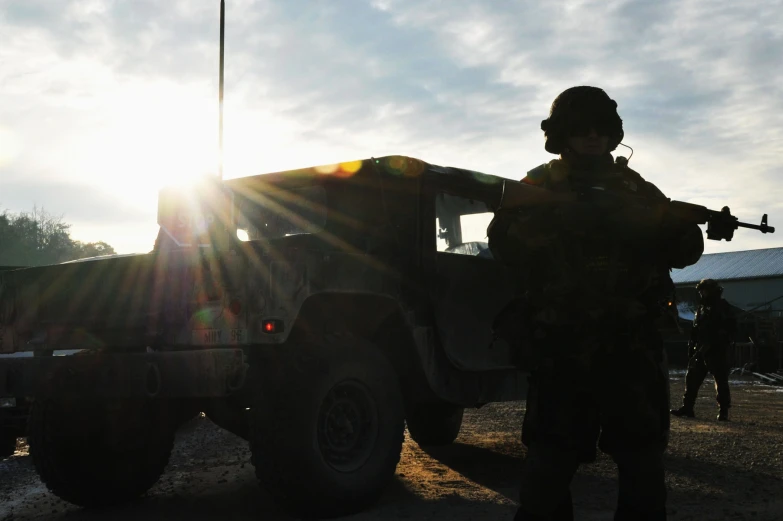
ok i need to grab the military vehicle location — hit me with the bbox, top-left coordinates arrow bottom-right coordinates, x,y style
0,155 -> 529,517
0,265 -> 32,459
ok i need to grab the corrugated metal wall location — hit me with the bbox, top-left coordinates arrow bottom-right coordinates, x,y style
676,277 -> 783,314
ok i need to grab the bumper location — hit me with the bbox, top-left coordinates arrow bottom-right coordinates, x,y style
0,349 -> 248,399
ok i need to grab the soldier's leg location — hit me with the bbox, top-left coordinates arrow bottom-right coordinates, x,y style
707,355 -> 731,420
597,343 -> 670,520
516,442 -> 580,521
675,356 -> 709,414
516,364 -> 597,520
611,447 -> 667,521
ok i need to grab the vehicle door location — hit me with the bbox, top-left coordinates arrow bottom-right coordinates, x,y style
424,175 -> 519,371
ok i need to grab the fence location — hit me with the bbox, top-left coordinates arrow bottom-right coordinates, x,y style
733,315 -> 783,372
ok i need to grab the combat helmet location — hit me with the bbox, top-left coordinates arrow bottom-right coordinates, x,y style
540,86 -> 624,155
696,278 -> 723,296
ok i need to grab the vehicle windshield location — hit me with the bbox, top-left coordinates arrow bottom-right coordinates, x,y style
234,185 -> 328,241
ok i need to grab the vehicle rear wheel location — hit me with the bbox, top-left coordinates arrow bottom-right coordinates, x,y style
406,402 -> 464,447
28,397 -> 175,508
250,339 -> 405,518
0,430 -> 17,459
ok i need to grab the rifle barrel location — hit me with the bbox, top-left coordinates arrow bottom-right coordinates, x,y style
736,221 -> 775,233
707,207 -> 776,234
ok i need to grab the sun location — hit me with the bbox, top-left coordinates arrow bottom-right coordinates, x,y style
100,87 -> 220,185
66,77 -> 353,230
81,82 -> 325,191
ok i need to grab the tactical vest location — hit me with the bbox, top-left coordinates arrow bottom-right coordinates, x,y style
489,158 -> 673,324
692,299 -> 735,347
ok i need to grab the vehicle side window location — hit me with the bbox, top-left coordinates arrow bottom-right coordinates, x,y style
435,192 -> 494,259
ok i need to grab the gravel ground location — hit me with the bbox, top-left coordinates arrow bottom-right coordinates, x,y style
1,372 -> 781,521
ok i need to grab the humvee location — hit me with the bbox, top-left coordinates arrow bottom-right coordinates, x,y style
0,155 -> 526,517
0,265 -> 33,459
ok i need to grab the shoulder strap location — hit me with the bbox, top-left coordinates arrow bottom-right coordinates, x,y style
618,163 -> 645,181
615,163 -> 669,200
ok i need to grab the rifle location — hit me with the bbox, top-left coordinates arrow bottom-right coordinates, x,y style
690,334 -> 736,362
498,179 -> 775,242
666,202 -> 774,242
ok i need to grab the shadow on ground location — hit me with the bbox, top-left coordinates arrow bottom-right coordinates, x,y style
424,439 -> 783,520
5,409 -> 782,521
3,467 -> 417,521
421,442 -> 523,501
422,441 -> 620,516
663,453 -> 783,520
1,450 -> 518,521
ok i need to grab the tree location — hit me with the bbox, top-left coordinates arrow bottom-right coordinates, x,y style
0,206 -> 116,267
71,240 -> 117,260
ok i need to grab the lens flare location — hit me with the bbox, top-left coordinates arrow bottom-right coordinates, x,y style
339,160 -> 363,174
313,160 -> 363,178
384,156 -> 426,177
314,164 -> 339,174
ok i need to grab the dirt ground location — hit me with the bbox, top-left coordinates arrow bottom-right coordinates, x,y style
1,372 -> 782,521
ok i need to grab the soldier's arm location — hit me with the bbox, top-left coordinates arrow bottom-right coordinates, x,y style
643,181 -> 705,269
688,313 -> 699,349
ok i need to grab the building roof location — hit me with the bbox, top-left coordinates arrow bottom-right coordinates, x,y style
672,247 -> 783,285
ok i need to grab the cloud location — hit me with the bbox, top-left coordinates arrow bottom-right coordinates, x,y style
0,174 -> 159,253
0,175 -> 154,225
0,0 -> 782,255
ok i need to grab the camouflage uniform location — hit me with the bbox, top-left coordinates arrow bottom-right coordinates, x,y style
488,87 -> 704,521
671,279 -> 737,421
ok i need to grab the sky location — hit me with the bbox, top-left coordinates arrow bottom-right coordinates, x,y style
1,0 -> 782,256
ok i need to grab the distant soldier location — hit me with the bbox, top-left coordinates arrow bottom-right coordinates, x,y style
488,86 -> 705,521
671,278 -> 737,421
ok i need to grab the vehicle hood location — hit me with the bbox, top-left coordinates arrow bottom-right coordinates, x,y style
59,252 -> 149,264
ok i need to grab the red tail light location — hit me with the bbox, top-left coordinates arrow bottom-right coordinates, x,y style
262,319 -> 283,334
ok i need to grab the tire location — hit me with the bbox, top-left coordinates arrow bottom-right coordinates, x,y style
28,398 -> 175,508
250,339 -> 405,518
0,431 -> 17,459
406,402 -> 464,447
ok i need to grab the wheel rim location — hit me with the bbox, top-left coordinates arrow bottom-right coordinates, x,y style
317,379 -> 379,473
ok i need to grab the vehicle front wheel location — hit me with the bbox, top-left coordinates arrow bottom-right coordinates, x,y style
250,339 -> 405,518
28,398 -> 175,508
406,402 -> 464,447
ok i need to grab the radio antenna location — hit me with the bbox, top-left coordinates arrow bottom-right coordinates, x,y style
617,142 -> 633,163
218,0 -> 225,179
